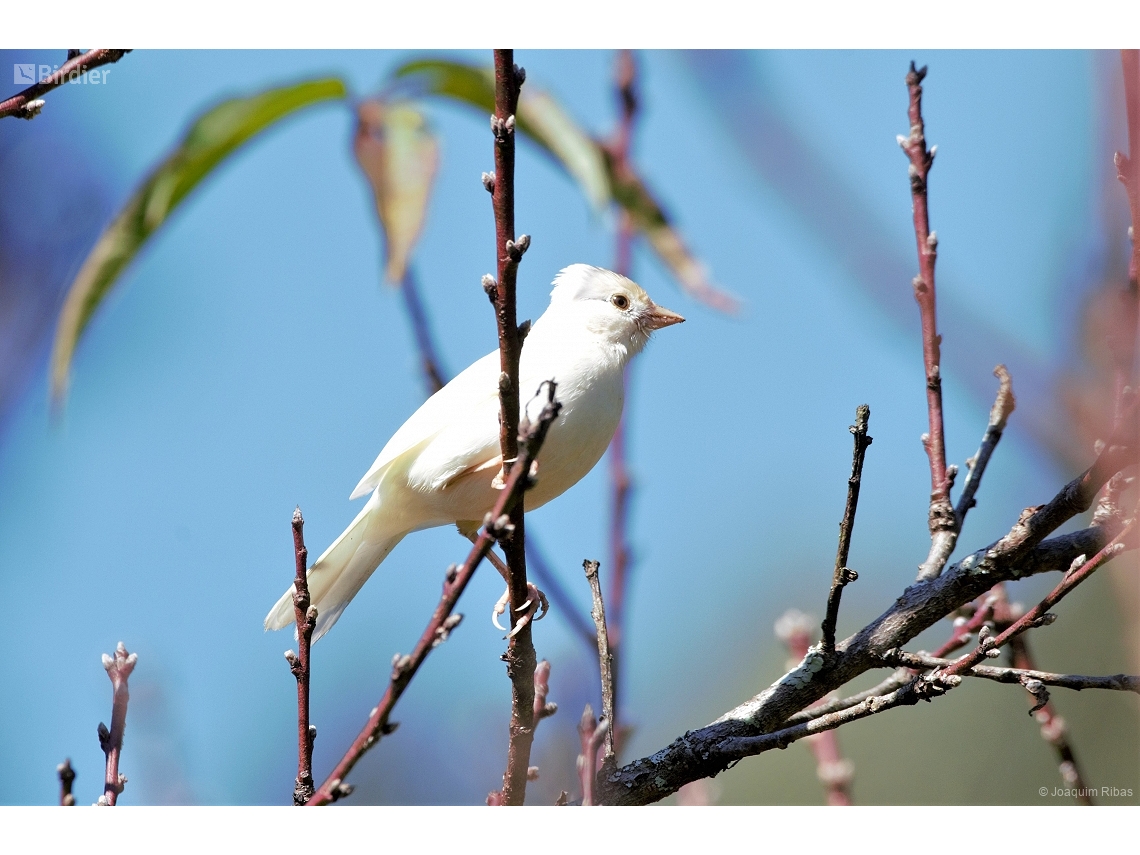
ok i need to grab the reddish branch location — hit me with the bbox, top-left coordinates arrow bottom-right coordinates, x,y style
0,50 -> 129,119
775,611 -> 854,805
925,581 -> 1094,802
308,382 -> 562,805
57,759 -> 75,806
576,705 -> 610,806
1117,50 -> 1140,284
901,63 -> 955,582
604,49 -> 639,752
484,47 -> 541,807
933,518 -> 1137,682
285,507 -> 317,805
821,405 -> 871,654
96,642 -> 136,806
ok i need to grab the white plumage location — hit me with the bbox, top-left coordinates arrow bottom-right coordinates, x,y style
264,264 -> 684,641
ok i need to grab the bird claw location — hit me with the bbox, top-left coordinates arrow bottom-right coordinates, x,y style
492,587 -> 510,631
502,583 -> 548,638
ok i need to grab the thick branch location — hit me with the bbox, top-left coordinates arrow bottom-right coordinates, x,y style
286,508 -> 317,805
595,519 -> 1128,804
821,405 -> 871,653
775,611 -> 855,805
96,642 -> 136,806
0,50 -> 129,119
901,63 -> 954,582
308,386 -> 562,805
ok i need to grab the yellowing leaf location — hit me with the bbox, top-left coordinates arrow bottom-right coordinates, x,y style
50,77 -> 347,403
354,100 -> 440,285
393,58 -> 739,313
394,59 -> 609,211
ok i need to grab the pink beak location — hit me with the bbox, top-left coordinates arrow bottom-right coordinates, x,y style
643,303 -> 686,330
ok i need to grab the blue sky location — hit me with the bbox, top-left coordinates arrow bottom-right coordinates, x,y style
0,50 -> 1134,805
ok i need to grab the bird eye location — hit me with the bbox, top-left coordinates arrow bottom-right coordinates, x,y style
610,294 -> 631,311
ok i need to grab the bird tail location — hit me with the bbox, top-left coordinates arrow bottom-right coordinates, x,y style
264,495 -> 405,643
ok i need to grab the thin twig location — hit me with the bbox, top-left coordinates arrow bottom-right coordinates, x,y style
96,642 -> 136,806
882,650 -> 1140,693
285,507 -> 317,805
781,669 -> 913,727
821,405 -> 872,654
485,47 -> 539,807
57,759 -> 75,806
955,365 -> 1016,524
775,611 -> 855,805
921,366 -> 1016,580
936,518 -> 1137,682
584,560 -> 616,766
901,63 -> 955,582
307,382 -> 562,805
0,50 -> 129,120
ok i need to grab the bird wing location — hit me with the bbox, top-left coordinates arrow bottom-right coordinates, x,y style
350,348 -> 503,500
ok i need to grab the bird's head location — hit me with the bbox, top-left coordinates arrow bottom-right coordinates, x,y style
546,264 -> 684,356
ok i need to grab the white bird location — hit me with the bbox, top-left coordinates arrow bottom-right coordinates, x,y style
264,264 -> 684,641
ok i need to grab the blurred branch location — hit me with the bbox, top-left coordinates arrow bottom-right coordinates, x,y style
901,64 -> 955,583
821,405 -> 871,654
96,642 -> 136,806
57,759 -> 75,806
0,49 -> 129,120
576,704 -> 609,806
308,382 -> 562,805
400,269 -> 447,395
285,507 -> 317,806
605,48 -> 639,756
775,611 -> 854,805
584,560 -> 616,767
1116,50 -> 1140,284
1008,633 -> 1094,803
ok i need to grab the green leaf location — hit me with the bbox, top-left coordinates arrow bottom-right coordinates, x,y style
395,59 -> 609,211
393,58 -> 738,313
353,99 -> 440,285
50,77 -> 347,403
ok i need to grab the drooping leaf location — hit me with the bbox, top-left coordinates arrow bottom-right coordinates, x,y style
392,58 -> 740,313
354,100 -> 440,285
50,77 -> 348,402
394,59 -> 609,211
